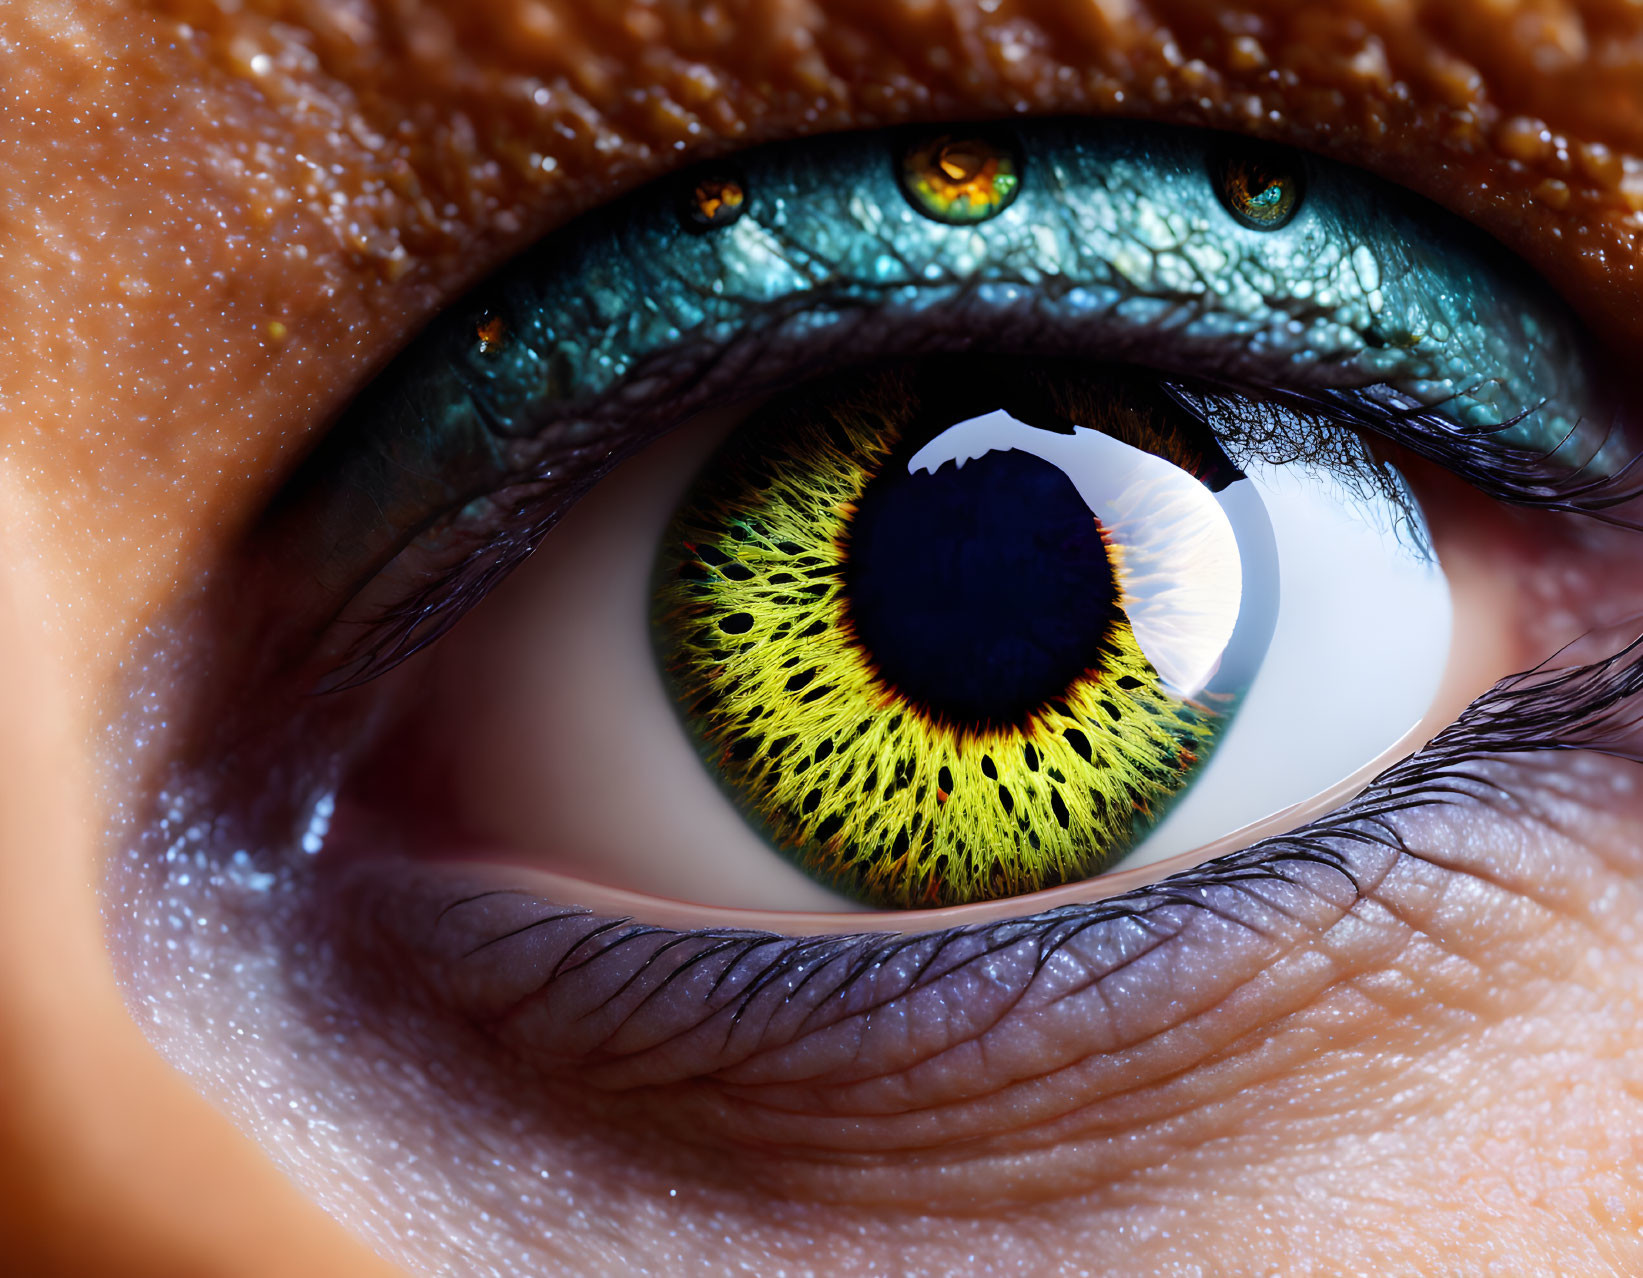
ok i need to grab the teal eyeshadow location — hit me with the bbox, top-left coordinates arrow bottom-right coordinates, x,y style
263,119 -> 1623,672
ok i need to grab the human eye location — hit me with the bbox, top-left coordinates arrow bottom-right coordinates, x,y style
128,101 -> 1643,1258
252,116 -> 1595,927
89,12 -> 1643,1276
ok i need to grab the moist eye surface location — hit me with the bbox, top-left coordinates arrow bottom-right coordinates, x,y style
650,361 -> 1247,908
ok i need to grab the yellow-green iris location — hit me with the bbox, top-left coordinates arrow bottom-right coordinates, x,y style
652,366 -> 1224,909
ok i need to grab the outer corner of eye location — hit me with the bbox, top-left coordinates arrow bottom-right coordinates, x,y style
302,120 -> 1598,924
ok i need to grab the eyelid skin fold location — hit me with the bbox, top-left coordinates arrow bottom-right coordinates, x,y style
249,119 -> 1639,690
322,624 -> 1643,1205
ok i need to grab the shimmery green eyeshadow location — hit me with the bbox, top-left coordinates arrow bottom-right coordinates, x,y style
267,118 -> 1626,693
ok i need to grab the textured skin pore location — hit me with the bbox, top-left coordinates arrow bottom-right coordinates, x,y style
651,371 -> 1209,908
8,3 -> 1643,1278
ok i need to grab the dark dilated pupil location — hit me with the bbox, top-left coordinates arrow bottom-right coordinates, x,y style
843,447 -> 1120,726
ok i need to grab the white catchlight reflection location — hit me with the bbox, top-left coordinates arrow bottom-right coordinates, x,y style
1136,456 -> 1451,863
908,411 -> 1245,698
908,405 -> 1453,874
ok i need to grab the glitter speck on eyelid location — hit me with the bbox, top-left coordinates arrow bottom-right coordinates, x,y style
682,174 -> 746,230
898,133 -> 1022,225
475,312 -> 507,354
1210,146 -> 1304,230
301,793 -> 335,855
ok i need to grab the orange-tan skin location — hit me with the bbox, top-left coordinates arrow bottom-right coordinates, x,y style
6,1 -> 1643,1274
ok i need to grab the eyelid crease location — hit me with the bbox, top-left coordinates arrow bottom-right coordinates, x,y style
247,118 -> 1640,691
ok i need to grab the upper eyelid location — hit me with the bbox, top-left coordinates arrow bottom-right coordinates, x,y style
360,122 -> 1610,481
299,110 -> 1627,440
376,122 -> 1630,366
246,109 -> 1625,587
248,118 -> 1630,695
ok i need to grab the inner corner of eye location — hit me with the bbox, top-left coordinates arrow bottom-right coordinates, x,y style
336,350 -> 1473,919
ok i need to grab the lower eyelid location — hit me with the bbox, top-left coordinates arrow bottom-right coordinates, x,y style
316,625 -> 1643,1170
321,775 -> 1608,1212
333,807 -> 1388,1149
187,595 -> 1630,1225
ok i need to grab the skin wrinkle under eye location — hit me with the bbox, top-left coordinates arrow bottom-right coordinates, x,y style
64,3 -> 1643,1275
317,627 -> 1643,1208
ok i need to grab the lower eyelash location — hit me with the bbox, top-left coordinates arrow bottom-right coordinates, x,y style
334,626 -> 1643,1096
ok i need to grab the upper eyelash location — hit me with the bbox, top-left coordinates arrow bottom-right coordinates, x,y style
1239,382 -> 1643,522
401,628 -> 1643,1061
321,369 -> 1643,694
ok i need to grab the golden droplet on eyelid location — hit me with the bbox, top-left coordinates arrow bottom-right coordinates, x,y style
475,312 -> 508,355
1210,144 -> 1304,231
682,173 -> 746,231
898,133 -> 1022,225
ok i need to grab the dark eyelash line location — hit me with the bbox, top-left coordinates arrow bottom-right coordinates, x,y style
315,363 -> 1643,696
1257,383 -> 1643,522
318,477 -> 570,692
389,627 -> 1643,1070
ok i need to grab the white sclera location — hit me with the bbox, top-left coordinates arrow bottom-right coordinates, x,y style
1128,457 -> 1451,866
909,409 -> 1452,873
434,399 -> 1452,911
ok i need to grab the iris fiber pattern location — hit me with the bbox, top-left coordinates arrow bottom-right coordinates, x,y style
652,369 -> 1218,908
